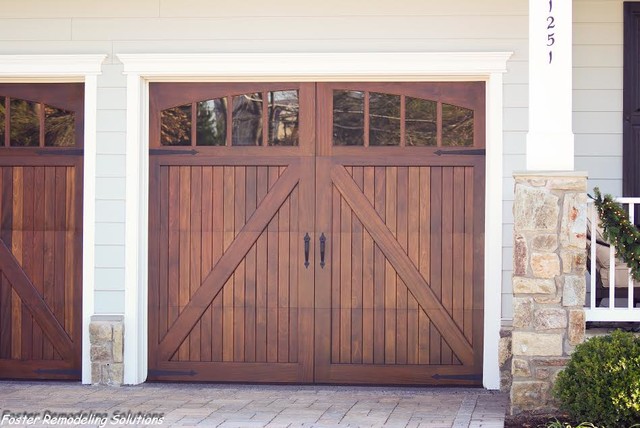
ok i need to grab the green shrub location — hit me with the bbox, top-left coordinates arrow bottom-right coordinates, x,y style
553,330 -> 640,427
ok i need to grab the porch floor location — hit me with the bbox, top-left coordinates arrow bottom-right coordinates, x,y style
0,381 -> 507,427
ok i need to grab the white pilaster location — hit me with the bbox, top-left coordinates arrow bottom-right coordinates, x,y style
527,0 -> 574,171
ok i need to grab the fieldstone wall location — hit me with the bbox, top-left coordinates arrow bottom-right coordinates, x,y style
510,173 -> 587,414
89,315 -> 124,386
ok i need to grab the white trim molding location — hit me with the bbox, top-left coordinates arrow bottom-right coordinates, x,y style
0,54 -> 106,385
118,52 -> 512,389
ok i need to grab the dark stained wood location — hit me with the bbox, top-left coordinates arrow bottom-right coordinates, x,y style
0,83 -> 83,380
149,81 -> 483,385
624,2 -> 640,199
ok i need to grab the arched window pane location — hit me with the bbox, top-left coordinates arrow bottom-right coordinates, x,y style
161,104 -> 192,146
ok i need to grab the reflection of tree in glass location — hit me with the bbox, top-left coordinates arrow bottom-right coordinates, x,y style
333,90 -> 364,146
269,90 -> 298,146
45,105 -> 75,147
161,104 -> 191,146
369,92 -> 400,146
10,99 -> 40,147
405,97 -> 436,147
442,104 -> 473,147
232,93 -> 262,146
197,99 -> 227,146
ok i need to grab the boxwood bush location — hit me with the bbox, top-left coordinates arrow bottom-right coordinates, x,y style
553,330 -> 640,427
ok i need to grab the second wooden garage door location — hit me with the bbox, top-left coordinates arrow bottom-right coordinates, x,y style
148,82 -> 484,385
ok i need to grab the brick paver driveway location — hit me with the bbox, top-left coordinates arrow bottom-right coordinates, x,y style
0,382 -> 507,427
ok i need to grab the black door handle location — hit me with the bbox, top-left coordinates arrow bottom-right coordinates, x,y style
304,233 -> 310,268
319,233 -> 326,268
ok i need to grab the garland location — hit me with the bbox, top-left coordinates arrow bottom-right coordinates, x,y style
590,187 -> 640,281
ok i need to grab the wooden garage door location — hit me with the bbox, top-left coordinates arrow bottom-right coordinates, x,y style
0,84 -> 84,380
148,82 -> 484,385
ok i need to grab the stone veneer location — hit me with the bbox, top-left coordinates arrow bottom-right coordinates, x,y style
510,172 -> 587,414
89,315 -> 124,386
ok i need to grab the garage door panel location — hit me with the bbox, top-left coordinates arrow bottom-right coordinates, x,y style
150,81 -> 482,385
0,158 -> 81,379
150,154 -> 313,379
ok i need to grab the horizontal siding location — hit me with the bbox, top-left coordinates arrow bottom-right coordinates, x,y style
94,268 -> 125,291
160,0 -> 527,17
70,16 -> 529,41
0,1 -> 160,18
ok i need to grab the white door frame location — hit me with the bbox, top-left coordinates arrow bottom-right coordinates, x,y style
0,54 -> 106,384
118,52 -> 512,389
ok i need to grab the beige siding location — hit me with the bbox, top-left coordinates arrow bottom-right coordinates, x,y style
0,0 -> 623,319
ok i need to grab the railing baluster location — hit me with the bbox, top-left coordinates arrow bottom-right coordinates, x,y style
585,198 -> 640,322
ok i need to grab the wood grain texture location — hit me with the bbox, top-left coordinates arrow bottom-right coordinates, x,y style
0,83 -> 83,380
148,81 -> 484,385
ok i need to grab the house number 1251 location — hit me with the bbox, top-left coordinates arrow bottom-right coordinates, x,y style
547,0 -> 555,63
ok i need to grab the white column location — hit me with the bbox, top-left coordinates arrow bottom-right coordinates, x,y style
123,73 -> 149,385
527,0 -> 574,171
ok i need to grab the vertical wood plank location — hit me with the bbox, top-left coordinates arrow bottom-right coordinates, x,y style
12,167 -> 23,360
255,166 -> 268,362
53,167 -> 66,357
452,167 -> 465,334
158,167 -> 169,343
384,166 -> 397,364
266,167 -> 279,363
339,169 -> 352,364
178,166 -> 191,361
200,167 -> 213,362
234,167 -> 246,362
362,167 -> 375,364
42,167 -> 55,360
441,167 -> 454,364
65,166 -> 76,338
211,166 -> 224,362
464,167 -> 474,342
167,167 -> 180,358
396,166 -> 408,365
278,174 -> 290,363
407,167 -> 420,365
189,167 -> 202,362
0,169 -> 11,359
244,166 -> 257,363
222,166 -> 235,362
288,183 -> 298,364
21,167 -> 34,360
331,184 -> 341,364
373,166 -> 386,365
32,167 -> 45,360
418,167 -> 431,364
429,167 -> 442,365
351,167 -> 363,364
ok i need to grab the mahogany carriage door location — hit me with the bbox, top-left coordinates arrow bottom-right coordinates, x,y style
314,83 -> 485,385
148,83 -> 315,382
0,84 -> 84,380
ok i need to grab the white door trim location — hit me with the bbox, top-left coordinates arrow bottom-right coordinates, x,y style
118,52 -> 512,389
0,54 -> 106,384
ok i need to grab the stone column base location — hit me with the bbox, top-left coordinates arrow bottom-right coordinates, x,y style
89,315 -> 124,386
510,172 -> 587,415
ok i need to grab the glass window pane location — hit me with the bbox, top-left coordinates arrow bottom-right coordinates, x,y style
405,97 -> 436,147
161,104 -> 192,146
333,90 -> 364,146
0,97 -> 4,144
369,92 -> 400,146
232,93 -> 263,146
442,103 -> 474,147
10,99 -> 40,147
268,90 -> 298,146
45,105 -> 75,147
196,98 -> 227,146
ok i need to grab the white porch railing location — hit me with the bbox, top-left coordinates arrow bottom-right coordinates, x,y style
585,197 -> 640,322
